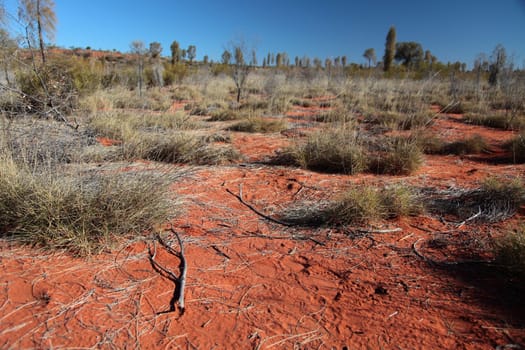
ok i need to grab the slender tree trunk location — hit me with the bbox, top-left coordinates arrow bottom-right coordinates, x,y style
36,0 -> 46,64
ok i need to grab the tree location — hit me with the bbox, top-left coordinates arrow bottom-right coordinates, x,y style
227,39 -> 254,103
250,49 -> 257,66
170,40 -> 181,64
149,42 -> 162,58
488,44 -> 506,87
130,40 -> 147,97
341,56 -> 347,67
275,53 -> 282,67
394,41 -> 423,69
0,29 -> 18,85
149,42 -> 163,87
363,48 -> 376,68
221,50 -> 231,65
383,26 -> 396,72
18,0 -> 56,64
187,45 -> 196,63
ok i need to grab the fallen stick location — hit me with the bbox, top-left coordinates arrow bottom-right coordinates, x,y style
226,184 -> 294,227
355,227 -> 402,234
148,226 -> 187,316
456,207 -> 482,228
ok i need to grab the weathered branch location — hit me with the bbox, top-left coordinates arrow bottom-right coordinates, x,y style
148,226 -> 187,316
226,184 -> 294,227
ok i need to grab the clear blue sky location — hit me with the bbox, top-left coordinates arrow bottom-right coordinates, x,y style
4,0 -> 525,67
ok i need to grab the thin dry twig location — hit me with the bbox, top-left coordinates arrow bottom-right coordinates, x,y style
226,184 -> 294,227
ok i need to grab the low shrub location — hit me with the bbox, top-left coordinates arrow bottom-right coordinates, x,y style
208,109 -> 240,121
294,129 -> 367,174
465,113 -> 523,130
228,117 -> 287,133
0,152 -> 176,255
370,137 -> 423,175
429,177 -> 525,222
504,132 -> 525,163
279,184 -> 422,226
494,226 -> 525,279
442,134 -> 488,155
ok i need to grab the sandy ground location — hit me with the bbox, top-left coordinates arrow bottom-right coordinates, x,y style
1,102 -> 524,349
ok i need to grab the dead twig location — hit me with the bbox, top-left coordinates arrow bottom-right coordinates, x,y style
456,207 -> 482,228
355,227 -> 402,234
148,225 -> 187,316
226,184 -> 294,227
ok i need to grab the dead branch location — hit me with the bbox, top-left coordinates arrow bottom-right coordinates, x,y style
456,207 -> 482,228
355,227 -> 402,234
412,238 -> 492,266
226,184 -> 294,227
148,226 -> 187,316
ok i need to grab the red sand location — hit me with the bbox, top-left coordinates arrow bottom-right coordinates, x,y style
1,105 -> 524,349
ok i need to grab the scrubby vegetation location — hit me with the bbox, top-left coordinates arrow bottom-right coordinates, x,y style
0,150 -> 176,255
0,15 -> 524,260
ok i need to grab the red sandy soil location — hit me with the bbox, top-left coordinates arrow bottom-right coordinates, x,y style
1,104 -> 524,349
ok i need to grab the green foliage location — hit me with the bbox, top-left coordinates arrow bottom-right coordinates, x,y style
488,44 -> 507,87
15,60 -> 79,116
395,42 -> 424,69
163,62 -> 189,85
383,26 -> 396,72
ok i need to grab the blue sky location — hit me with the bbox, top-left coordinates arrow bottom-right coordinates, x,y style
3,0 -> 525,67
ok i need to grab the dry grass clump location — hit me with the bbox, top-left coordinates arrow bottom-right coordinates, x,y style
134,133 -> 241,165
429,177 -> 525,222
0,151 -> 176,255
89,111 -> 200,138
208,108 -> 240,121
370,137 -> 424,175
80,87 -> 173,113
441,134 -> 488,155
293,128 -> 367,174
464,112 -> 524,131
494,226 -> 525,279
227,117 -> 287,133
89,111 -> 240,164
416,134 -> 488,156
280,184 -> 422,226
504,132 -> 525,163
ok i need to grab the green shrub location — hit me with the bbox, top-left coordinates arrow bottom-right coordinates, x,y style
15,63 -> 78,116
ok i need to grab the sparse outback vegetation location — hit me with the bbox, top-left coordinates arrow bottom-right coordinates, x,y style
0,4 -> 524,347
